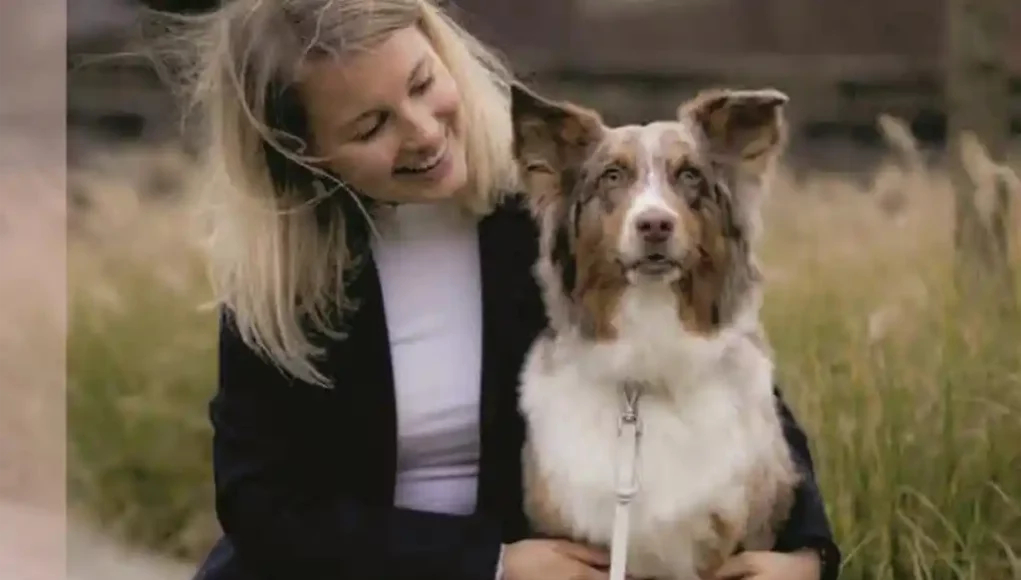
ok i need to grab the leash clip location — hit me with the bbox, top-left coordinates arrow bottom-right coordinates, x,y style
616,384 -> 643,435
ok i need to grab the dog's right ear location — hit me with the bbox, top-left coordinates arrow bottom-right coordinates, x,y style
510,82 -> 604,207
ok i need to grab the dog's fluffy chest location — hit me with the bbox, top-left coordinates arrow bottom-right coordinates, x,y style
518,294 -> 795,579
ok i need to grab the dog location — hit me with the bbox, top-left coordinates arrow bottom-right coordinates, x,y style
509,82 -> 801,580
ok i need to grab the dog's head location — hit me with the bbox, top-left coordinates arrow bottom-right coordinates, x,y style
511,83 -> 788,339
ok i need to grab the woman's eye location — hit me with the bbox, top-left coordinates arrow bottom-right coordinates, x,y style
352,115 -> 387,142
411,75 -> 434,96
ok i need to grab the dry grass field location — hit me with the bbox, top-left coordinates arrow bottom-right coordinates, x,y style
62,121 -> 1021,579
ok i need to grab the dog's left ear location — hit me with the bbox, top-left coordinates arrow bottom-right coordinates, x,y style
678,88 -> 789,174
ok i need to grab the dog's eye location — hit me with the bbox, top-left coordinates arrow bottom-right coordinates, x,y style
525,159 -> 554,174
598,166 -> 626,187
676,167 -> 704,189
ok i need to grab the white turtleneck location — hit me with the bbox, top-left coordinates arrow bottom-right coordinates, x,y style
369,201 -> 484,517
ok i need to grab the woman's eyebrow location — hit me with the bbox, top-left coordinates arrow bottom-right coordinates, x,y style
338,56 -> 429,130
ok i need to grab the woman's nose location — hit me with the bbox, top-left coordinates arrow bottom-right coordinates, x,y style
400,105 -> 444,150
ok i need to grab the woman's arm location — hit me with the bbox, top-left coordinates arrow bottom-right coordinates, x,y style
210,307 -> 504,580
771,385 -> 841,580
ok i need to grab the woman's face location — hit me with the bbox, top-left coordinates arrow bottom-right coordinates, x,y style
298,25 -> 468,204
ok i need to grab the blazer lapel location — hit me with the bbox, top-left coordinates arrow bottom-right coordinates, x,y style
332,214 -> 400,504
473,198 -> 544,539
473,201 -> 534,520
475,207 -> 504,511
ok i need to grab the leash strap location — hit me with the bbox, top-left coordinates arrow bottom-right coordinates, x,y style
609,385 -> 642,580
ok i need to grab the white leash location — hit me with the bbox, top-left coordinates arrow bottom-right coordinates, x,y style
609,385 -> 643,580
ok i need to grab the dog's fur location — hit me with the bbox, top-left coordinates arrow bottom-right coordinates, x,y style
510,83 -> 800,580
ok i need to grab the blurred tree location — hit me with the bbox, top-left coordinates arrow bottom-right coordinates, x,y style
945,0 -> 1016,301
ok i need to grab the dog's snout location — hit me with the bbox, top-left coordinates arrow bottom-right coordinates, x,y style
635,209 -> 676,244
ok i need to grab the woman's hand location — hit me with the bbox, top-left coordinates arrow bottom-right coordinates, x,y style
502,539 -> 610,580
713,549 -> 822,580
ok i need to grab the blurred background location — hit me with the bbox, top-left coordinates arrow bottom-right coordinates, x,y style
3,0 -> 1021,578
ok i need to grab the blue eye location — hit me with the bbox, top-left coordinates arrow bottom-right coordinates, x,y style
676,167 -> 703,188
598,166 -> 626,187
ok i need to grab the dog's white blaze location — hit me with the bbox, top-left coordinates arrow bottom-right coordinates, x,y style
618,187 -> 672,257
618,127 -> 683,257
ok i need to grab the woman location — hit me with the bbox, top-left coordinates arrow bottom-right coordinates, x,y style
156,1 -> 841,579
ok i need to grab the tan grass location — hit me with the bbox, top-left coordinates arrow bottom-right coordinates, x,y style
67,146 -> 220,561
62,131 -> 1021,578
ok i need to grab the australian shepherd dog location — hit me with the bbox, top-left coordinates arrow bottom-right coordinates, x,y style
509,82 -> 800,580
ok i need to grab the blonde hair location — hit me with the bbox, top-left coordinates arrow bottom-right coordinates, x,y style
148,0 -> 520,386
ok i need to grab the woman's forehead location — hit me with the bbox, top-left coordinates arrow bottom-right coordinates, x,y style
296,26 -> 436,122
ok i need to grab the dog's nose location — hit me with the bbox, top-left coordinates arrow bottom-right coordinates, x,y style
635,209 -> 675,244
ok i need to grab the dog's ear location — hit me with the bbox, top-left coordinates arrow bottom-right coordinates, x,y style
678,88 -> 789,175
510,82 -> 605,208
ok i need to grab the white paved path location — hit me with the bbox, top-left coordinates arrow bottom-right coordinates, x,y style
1,500 -> 196,580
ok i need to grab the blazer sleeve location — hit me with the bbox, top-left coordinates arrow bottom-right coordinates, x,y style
771,385 -> 842,580
209,307 -> 505,580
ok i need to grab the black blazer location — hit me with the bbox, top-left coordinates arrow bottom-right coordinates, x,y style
193,195 -> 841,580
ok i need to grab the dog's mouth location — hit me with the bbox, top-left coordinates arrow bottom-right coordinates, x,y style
623,253 -> 682,277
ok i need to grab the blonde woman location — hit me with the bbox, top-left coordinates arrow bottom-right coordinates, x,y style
154,1 -> 841,580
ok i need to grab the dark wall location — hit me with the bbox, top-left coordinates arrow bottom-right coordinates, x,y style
136,0 -> 219,13
66,0 -> 1021,157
